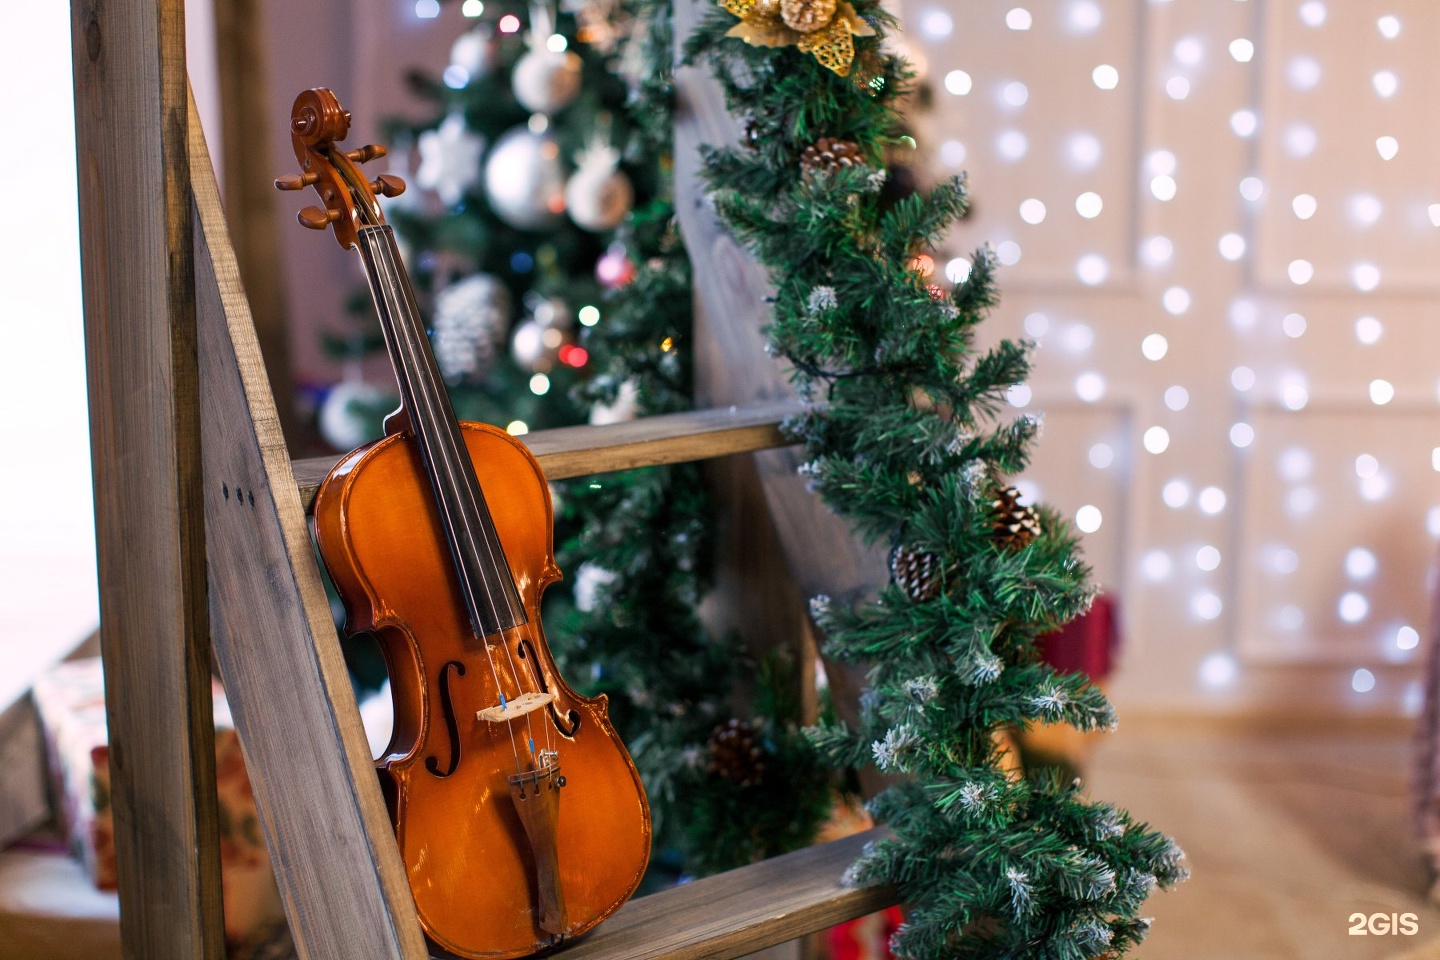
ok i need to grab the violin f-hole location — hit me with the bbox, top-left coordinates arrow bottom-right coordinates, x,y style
517,638 -> 581,737
425,660 -> 467,778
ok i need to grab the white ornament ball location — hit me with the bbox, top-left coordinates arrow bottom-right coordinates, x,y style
450,28 -> 497,78
319,380 -> 389,450
565,165 -> 634,232
484,127 -> 566,230
432,273 -> 511,383
512,49 -> 583,114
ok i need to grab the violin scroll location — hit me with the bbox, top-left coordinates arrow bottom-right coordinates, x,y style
275,87 -> 405,248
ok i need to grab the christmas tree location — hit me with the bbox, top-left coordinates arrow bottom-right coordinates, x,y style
686,0 -> 1187,955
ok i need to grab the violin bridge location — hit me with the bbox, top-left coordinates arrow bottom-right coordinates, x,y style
476,690 -> 556,723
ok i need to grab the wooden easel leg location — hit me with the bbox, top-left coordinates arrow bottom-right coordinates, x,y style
70,0 -> 226,956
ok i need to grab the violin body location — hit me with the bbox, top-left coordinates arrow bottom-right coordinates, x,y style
316,421 -> 650,958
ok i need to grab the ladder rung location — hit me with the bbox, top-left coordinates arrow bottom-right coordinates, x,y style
293,402 -> 802,514
551,829 -> 895,960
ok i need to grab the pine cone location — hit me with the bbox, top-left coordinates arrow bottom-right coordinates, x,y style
991,485 -> 1042,550
800,137 -> 864,177
889,543 -> 949,602
780,0 -> 837,32
708,718 -> 766,788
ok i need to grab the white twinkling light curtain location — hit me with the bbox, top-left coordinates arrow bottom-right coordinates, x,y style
904,0 -> 1440,714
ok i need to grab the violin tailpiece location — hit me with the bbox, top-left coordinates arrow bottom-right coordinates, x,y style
508,763 -> 569,936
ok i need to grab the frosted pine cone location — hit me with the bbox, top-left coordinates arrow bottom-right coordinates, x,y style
781,0 -> 837,32
708,718 -> 766,788
888,543 -> 949,602
991,485 -> 1042,550
800,138 -> 864,177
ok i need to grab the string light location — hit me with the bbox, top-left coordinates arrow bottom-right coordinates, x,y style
944,70 -> 972,95
414,0 -> 440,17
1229,39 -> 1254,62
1076,372 -> 1106,402
1162,287 -> 1191,315
1076,254 -> 1108,285
1069,133 -> 1102,168
1162,479 -> 1190,508
1092,65 -> 1119,90
1229,110 -> 1257,137
1019,198 -> 1047,224
1005,7 -> 1032,30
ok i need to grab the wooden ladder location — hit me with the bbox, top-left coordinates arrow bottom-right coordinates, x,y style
69,0 -> 894,957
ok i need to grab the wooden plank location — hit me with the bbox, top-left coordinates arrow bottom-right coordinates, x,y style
291,401 -> 800,512
188,93 -> 429,960
561,830 -> 895,960
69,1 -> 226,957
671,0 -> 885,611
212,0 -> 299,450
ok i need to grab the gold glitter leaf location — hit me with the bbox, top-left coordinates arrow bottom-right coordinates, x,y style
797,15 -> 855,75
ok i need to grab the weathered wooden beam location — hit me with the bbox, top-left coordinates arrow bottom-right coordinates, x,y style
69,1 -> 225,956
189,94 -> 429,960
671,0 -> 885,611
292,401 -> 801,512
212,0 -> 298,450
562,830 -> 895,960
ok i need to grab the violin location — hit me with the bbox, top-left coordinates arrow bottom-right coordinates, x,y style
278,88 -> 650,958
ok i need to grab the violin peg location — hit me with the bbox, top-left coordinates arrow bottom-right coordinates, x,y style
275,171 -> 319,191
345,144 -> 388,164
298,205 -> 340,230
373,174 -> 407,198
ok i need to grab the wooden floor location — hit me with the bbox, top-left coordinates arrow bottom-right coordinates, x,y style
1084,720 -> 1440,959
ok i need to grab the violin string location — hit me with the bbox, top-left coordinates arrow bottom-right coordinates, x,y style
365,218 -> 526,776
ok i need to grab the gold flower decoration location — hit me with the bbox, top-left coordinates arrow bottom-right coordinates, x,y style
719,0 -> 875,76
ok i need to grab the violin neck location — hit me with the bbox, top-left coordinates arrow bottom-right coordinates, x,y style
355,224 -> 528,637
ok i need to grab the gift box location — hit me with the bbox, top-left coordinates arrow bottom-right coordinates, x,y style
29,657 -> 284,945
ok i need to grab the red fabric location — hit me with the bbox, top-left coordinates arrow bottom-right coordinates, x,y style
826,906 -> 905,960
1036,594 -> 1119,681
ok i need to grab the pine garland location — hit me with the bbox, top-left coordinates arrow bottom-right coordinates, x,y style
687,5 -> 1186,957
